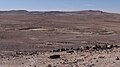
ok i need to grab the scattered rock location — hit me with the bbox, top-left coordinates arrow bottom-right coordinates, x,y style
84,46 -> 91,50
98,56 -> 105,58
114,45 -> 120,48
16,51 -> 25,55
29,51 -> 39,55
66,50 -> 74,53
72,48 -> 80,51
100,44 -> 107,49
89,64 -> 95,67
107,45 -> 113,49
116,56 -> 120,60
53,49 -> 61,52
93,44 -> 114,50
96,60 -> 98,62
61,48 -> 67,52
15,51 -> 39,56
47,64 -> 52,67
93,45 -> 101,50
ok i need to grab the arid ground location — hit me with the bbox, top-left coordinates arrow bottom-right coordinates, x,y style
0,10 -> 120,67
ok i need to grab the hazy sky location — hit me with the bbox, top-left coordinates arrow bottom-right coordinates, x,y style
0,0 -> 119,13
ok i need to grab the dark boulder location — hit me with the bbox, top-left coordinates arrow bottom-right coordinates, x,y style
49,55 -> 60,59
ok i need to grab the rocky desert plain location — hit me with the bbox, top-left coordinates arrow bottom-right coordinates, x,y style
0,10 -> 120,67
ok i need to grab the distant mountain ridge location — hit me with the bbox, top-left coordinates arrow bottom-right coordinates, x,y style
0,10 -> 116,15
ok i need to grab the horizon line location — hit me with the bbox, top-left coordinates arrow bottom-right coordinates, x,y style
0,9 -> 119,14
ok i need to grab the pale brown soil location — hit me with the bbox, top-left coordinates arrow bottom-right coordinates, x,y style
0,10 -> 120,67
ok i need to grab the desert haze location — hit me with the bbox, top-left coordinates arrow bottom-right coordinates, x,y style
0,10 -> 120,67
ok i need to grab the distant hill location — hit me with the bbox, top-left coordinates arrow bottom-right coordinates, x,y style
0,10 -> 29,14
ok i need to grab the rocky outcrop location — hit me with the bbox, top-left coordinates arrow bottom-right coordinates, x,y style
52,44 -> 120,53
